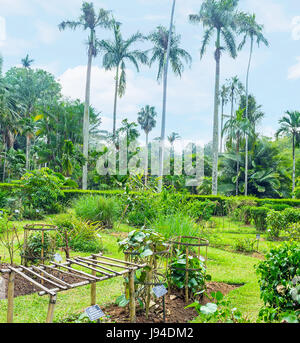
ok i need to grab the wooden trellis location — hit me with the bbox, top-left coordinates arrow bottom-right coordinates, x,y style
0,253 -> 146,323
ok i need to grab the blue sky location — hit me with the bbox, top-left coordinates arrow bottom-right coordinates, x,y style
1,0 -> 300,147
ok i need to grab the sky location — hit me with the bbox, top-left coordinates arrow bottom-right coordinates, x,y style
1,0 -> 300,149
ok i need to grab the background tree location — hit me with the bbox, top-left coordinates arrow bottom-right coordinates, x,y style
59,2 -> 113,190
276,111 -> 300,197
237,12 -> 269,196
148,22 -> 192,191
137,105 -> 157,186
189,0 -> 239,195
220,84 -> 230,153
99,20 -> 147,136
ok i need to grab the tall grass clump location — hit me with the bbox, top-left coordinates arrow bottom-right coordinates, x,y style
73,195 -> 121,228
151,213 -> 199,240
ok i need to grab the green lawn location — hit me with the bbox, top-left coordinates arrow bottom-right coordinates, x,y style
0,214 -> 283,323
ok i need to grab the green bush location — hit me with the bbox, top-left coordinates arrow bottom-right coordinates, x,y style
264,204 -> 291,212
266,210 -> 286,240
184,200 -> 216,222
19,168 -> 64,214
284,223 -> 300,242
283,208 -> 300,224
256,243 -> 300,314
74,195 -> 121,228
250,207 -> 269,231
233,238 -> 257,253
69,236 -> 103,253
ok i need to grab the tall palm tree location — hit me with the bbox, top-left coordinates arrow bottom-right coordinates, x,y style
168,132 -> 180,150
137,105 -> 157,186
239,94 -> 264,133
59,2 -> 113,190
98,20 -> 148,137
189,0 -> 239,195
237,12 -> 269,196
220,84 -> 230,153
148,19 -> 192,191
226,76 -> 244,120
21,54 -> 34,69
223,107 -> 254,195
276,111 -> 300,197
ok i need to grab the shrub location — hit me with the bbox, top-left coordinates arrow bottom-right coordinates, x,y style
19,168 -> 64,214
250,207 -> 269,231
241,206 -> 252,225
283,208 -> 300,224
74,195 -> 121,228
21,206 -> 44,220
233,238 -> 257,253
184,200 -> 216,222
284,223 -> 300,242
264,204 -> 291,212
266,210 -> 286,240
256,243 -> 300,315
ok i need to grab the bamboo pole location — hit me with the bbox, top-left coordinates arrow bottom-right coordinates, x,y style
91,255 -> 97,306
145,255 -> 154,319
46,294 -> 57,323
129,269 -> 136,323
7,271 -> 15,323
185,246 -> 189,303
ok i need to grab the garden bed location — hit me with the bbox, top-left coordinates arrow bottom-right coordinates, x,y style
0,263 -> 84,298
105,282 -> 241,323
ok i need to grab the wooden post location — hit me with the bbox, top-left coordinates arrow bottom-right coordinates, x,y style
185,246 -> 189,303
7,271 -> 15,323
46,294 -> 57,323
91,255 -> 97,306
145,255 -> 154,319
129,269 -> 136,323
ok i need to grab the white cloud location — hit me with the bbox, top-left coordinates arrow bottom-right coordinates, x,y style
244,0 -> 291,34
291,16 -> 300,40
35,21 -> 58,44
288,57 -> 300,80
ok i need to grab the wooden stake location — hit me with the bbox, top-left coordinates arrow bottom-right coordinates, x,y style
129,269 -> 136,323
91,255 -> 97,306
145,255 -> 154,319
7,271 -> 15,323
46,294 -> 57,323
185,246 -> 189,303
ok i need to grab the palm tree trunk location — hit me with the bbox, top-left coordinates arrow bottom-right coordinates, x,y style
245,37 -> 254,196
292,133 -> 296,198
113,65 -> 120,137
158,0 -> 176,192
145,132 -> 149,186
26,134 -> 30,170
220,100 -> 224,153
2,142 -> 7,182
236,133 -> 240,196
212,29 -> 221,195
82,47 -> 93,190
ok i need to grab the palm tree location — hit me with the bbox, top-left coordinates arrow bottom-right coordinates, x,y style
237,12 -> 269,196
226,76 -> 244,120
239,94 -> 264,133
276,111 -> 300,197
220,84 -> 230,153
168,132 -> 180,150
189,0 -> 239,195
137,105 -> 157,186
99,20 -> 148,137
223,107 -> 254,195
148,18 -> 192,191
59,2 -> 113,190
21,54 -> 34,69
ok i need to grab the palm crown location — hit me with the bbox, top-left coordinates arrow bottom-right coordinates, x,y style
147,25 -> 192,82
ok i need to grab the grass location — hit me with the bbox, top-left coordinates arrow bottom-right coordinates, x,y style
0,213 -> 290,323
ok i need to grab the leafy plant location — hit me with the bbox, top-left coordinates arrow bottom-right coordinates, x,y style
266,210 -> 286,240
233,238 -> 257,253
256,243 -> 300,317
186,291 -> 249,323
0,213 -> 21,264
250,206 -> 269,231
169,249 -> 210,296
184,200 -> 216,223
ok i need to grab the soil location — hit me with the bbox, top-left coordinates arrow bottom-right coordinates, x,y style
105,282 -> 241,323
0,263 -> 84,298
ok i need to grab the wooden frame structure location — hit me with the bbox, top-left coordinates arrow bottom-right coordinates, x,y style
0,253 -> 146,323
170,236 -> 209,303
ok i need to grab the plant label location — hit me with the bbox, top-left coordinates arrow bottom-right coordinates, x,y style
256,234 -> 260,240
153,285 -> 168,298
54,253 -> 62,262
85,305 -> 105,321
